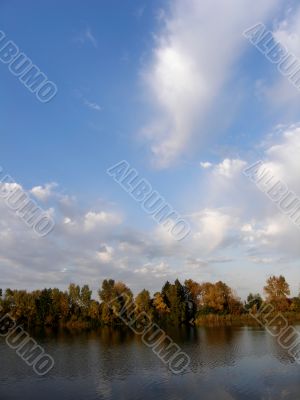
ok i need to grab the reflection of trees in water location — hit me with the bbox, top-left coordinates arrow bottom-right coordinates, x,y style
0,327 -> 300,400
8,325 -> 300,400
267,331 -> 299,365
202,326 -> 240,346
30,325 -> 300,400
96,326 -> 246,377
97,326 -> 135,346
187,327 -> 243,370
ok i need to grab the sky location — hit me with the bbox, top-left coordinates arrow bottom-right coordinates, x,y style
0,0 -> 300,299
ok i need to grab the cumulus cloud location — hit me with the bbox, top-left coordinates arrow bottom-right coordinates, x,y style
201,125 -> 300,259
0,125 -> 299,297
97,245 -> 114,263
31,182 -> 58,201
213,159 -> 247,178
134,261 -> 171,279
200,161 -> 212,169
84,211 -> 122,231
190,209 -> 238,254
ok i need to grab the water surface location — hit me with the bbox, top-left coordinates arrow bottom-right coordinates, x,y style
0,326 -> 299,400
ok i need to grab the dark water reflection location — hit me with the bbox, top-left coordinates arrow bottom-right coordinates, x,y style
0,325 -> 299,400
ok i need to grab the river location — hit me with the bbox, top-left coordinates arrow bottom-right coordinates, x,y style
0,325 -> 299,400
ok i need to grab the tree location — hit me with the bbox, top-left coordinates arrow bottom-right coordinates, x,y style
0,275 -> 297,328
184,279 -> 202,307
199,281 -> 235,314
153,292 -> 169,320
290,297 -> 300,312
80,285 -> 92,318
51,288 -> 69,323
35,289 -> 53,324
98,279 -> 133,325
88,300 -> 100,322
184,279 -> 202,319
98,279 -> 115,303
264,275 -> 290,311
135,289 -> 153,325
159,279 -> 188,324
245,293 -> 263,313
135,289 -> 152,315
98,279 -> 116,324
68,283 -> 81,319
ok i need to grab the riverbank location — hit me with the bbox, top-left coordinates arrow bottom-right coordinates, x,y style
195,312 -> 300,326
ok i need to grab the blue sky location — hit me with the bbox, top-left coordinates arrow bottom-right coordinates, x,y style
0,0 -> 300,298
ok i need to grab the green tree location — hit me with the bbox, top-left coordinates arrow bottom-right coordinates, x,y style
80,285 -> 92,318
161,279 -> 188,324
245,293 -> 263,314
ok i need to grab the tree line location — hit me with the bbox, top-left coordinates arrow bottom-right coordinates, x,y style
0,275 -> 299,328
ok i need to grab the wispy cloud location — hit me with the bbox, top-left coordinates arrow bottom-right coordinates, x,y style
134,5 -> 145,19
140,0 -> 280,168
75,27 -> 98,48
83,98 -> 102,112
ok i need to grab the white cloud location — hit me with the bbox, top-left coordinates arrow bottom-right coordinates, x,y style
84,211 -> 122,231
191,208 -> 237,254
31,182 -> 57,201
209,125 -> 300,259
134,261 -> 171,278
97,245 -> 114,263
213,159 -> 247,178
200,161 -> 212,169
260,5 -> 300,107
141,0 -> 279,167
273,6 -> 300,59
1,126 -> 300,298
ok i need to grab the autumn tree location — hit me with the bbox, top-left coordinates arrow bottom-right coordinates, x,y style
264,275 -> 290,311
135,289 -> 153,321
0,275 -> 296,328
98,279 -> 133,325
290,297 -> 300,312
199,281 -> 235,314
153,292 -> 170,320
68,284 -> 81,320
184,279 -> 202,307
184,279 -> 202,319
